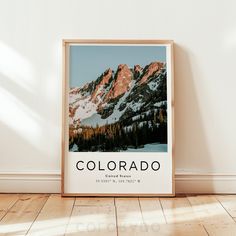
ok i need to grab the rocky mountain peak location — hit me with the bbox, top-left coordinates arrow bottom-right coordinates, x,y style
100,68 -> 113,85
134,64 -> 143,73
134,64 -> 143,79
104,64 -> 132,100
139,61 -> 165,84
69,61 -> 167,130
70,87 -> 80,95
116,64 -> 132,80
91,68 -> 113,103
117,64 -> 128,70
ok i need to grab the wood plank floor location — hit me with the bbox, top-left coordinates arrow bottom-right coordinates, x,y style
0,194 -> 236,235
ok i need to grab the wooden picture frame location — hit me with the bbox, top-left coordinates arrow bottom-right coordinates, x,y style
62,39 -> 175,196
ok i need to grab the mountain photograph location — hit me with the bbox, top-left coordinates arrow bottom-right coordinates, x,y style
69,45 -> 168,152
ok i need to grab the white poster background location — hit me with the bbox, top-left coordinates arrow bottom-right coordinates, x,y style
64,43 -> 173,195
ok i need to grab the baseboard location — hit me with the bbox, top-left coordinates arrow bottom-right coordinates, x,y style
175,172 -> 236,194
0,172 -> 61,193
1,171 -> 236,194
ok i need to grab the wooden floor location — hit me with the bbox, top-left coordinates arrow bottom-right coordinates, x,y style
1,194 -> 236,235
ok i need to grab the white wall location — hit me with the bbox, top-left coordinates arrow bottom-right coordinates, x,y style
0,0 -> 236,193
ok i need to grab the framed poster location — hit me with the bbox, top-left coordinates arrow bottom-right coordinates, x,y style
62,40 -> 174,196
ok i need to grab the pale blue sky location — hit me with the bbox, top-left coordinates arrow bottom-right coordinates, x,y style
69,45 -> 166,88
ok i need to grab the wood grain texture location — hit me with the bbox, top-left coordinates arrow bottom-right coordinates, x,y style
160,196 -> 199,224
188,195 -> 236,235
0,194 -> 48,235
115,197 -> 148,236
216,195 -> 236,218
65,205 -> 116,236
1,194 -> 236,235
139,198 -> 166,225
188,195 -> 234,224
62,39 -> 174,44
27,194 -> 75,236
75,197 -> 115,206
0,194 -> 19,220
159,197 -> 207,235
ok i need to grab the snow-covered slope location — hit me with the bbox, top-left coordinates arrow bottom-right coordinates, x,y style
69,61 -> 167,128
122,143 -> 167,152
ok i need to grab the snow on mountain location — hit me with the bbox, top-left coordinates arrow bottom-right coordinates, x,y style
81,79 -> 135,127
74,97 -> 97,121
69,61 -> 167,128
121,143 -> 167,152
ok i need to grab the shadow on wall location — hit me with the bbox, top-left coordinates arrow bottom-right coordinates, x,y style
0,41 -> 213,180
0,41 -> 60,170
0,120 -> 46,168
174,44 -> 212,181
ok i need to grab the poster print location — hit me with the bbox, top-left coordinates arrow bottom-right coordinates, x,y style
62,40 -> 174,196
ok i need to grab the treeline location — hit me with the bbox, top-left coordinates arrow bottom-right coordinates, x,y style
69,108 -> 167,152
